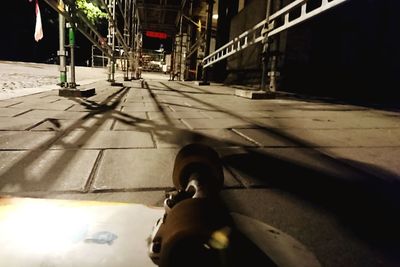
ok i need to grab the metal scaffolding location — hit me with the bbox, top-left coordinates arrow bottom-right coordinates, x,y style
43,0 -> 142,85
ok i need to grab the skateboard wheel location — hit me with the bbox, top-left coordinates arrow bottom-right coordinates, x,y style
157,198 -> 232,267
172,144 -> 224,192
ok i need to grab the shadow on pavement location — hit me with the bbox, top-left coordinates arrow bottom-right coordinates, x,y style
222,148 -> 400,259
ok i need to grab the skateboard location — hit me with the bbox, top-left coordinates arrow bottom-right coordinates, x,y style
0,144 -> 320,267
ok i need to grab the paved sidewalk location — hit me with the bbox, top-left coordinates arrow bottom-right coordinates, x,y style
0,74 -> 399,266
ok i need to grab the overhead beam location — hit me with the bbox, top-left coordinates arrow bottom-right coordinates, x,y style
137,3 -> 180,12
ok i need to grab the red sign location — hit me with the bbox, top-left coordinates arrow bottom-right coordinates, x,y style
146,31 -> 168,39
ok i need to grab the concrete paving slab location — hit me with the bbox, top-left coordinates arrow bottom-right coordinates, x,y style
169,105 -> 218,112
113,116 -> 185,130
254,117 -> 367,129
66,101 -> 122,112
351,116 -> 400,128
80,116 -> 115,131
182,118 -> 255,129
93,149 -> 178,190
146,118 -> 188,128
121,106 -> 161,112
52,130 -> 154,149
119,102 -> 146,108
113,111 -> 147,120
231,128 -> 400,148
152,129 -> 256,148
148,111 -> 208,119
0,149 -> 99,193
0,101 -> 22,108
156,98 -> 189,104
269,110 -> 380,118
287,128 -> 400,147
37,95 -> 64,101
0,131 -> 57,149
124,96 -> 144,102
93,148 -> 240,190
48,99 -> 81,106
12,102 -> 74,111
325,147 -> 400,182
0,117 -> 43,130
116,108 -> 151,118
232,128 -> 298,147
0,107 -> 30,117
218,147 -> 365,187
292,104 -> 367,111
195,129 -> 256,147
18,109 -> 89,120
112,119 -> 153,131
125,98 -> 155,103
30,119 -> 77,131
200,111 -> 244,119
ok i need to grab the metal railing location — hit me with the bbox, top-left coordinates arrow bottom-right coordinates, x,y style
202,0 -> 348,68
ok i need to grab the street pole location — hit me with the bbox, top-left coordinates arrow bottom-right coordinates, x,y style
179,15 -> 183,81
111,0 -> 116,82
124,0 -> 130,81
200,0 -> 214,85
107,0 -> 115,82
58,1 -> 96,97
69,26 -> 76,88
261,0 -> 272,91
58,0 -> 67,87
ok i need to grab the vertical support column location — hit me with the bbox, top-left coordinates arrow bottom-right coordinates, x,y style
170,37 -> 175,80
261,0 -> 281,95
178,15 -> 183,81
59,4 -> 96,98
268,0 -> 283,93
261,0 -> 272,91
59,1 -> 97,97
58,0 -> 67,87
69,26 -> 76,88
130,0 -> 136,80
107,0 -> 116,82
215,0 -> 238,83
185,0 -> 194,80
123,0 -> 130,81
91,45 -> 94,67
197,0 -> 214,85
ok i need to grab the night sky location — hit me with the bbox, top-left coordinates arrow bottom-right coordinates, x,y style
0,0 -> 171,66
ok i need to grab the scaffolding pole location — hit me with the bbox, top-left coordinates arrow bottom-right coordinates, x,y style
58,0 -> 67,87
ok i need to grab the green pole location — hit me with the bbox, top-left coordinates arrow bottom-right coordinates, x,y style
69,26 -> 76,88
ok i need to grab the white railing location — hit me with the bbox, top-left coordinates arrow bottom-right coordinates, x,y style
203,0 -> 348,68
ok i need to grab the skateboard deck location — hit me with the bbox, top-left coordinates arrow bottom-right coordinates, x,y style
0,197 -> 320,267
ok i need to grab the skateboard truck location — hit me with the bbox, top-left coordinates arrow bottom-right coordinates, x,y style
149,144 -> 232,267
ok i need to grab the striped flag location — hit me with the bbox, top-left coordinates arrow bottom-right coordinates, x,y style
30,0 -> 43,42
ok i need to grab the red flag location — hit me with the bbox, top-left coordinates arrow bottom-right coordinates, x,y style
31,0 -> 43,42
